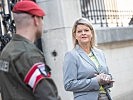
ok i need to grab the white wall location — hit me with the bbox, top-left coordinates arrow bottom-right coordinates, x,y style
37,0 -> 81,99
99,41 -> 133,100
37,0 -> 133,100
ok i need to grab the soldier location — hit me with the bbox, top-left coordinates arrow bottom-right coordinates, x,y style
0,1 -> 61,100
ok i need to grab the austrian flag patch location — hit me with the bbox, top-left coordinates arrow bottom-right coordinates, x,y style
24,62 -> 51,91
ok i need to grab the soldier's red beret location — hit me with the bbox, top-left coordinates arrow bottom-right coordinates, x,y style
12,0 -> 45,17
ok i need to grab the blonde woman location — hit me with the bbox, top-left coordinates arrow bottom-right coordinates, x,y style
63,18 -> 114,100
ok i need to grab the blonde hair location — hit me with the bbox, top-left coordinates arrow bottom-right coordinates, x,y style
72,18 -> 97,48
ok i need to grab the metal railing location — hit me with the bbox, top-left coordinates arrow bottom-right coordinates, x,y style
0,0 -> 43,51
80,0 -> 133,27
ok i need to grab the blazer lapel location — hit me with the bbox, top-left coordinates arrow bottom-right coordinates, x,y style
91,48 -> 105,73
75,45 -> 99,72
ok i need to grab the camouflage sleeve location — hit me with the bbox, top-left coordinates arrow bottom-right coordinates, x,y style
34,78 -> 61,100
16,50 -> 61,100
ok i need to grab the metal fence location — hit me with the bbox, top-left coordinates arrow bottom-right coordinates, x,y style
80,0 -> 133,27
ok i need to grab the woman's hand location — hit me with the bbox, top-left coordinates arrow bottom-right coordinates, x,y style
95,73 -> 114,85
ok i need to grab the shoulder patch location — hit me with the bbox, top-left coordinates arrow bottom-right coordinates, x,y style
24,62 -> 51,92
0,60 -> 9,72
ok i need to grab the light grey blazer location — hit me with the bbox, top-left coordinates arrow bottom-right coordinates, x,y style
63,45 -> 113,100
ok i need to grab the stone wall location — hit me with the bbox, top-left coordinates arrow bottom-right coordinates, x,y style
37,0 -> 133,99
99,40 -> 133,100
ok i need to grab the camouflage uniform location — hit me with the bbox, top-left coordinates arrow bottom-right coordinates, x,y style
0,34 -> 61,100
